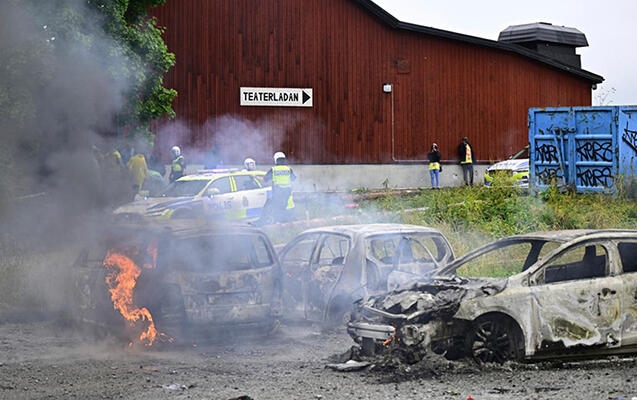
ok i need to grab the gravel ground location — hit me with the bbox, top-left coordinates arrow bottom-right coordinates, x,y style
1,315 -> 637,400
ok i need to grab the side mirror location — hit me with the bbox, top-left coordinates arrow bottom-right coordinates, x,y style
207,188 -> 220,196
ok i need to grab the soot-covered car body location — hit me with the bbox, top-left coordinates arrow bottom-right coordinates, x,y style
348,229 -> 637,363
277,224 -> 455,325
73,220 -> 282,343
113,169 -> 269,221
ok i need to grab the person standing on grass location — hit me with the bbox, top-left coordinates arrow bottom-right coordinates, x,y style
427,143 -> 442,189
457,136 -> 475,186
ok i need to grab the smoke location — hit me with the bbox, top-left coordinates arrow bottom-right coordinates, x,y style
154,113 -> 306,167
0,0 -> 145,323
0,0 -> 134,245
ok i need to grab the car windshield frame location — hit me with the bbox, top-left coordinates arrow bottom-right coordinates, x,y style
510,145 -> 529,160
365,231 -> 452,266
437,237 -> 566,277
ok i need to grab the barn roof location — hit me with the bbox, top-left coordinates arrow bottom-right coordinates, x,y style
356,0 -> 603,84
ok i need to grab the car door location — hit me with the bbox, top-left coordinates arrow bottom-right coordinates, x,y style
278,233 -> 322,319
616,240 -> 637,347
231,174 -> 270,219
528,242 -> 622,355
278,232 -> 351,321
202,176 -> 235,218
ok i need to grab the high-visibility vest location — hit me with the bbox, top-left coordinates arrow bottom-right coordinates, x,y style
171,155 -> 184,172
271,165 -> 295,209
461,145 -> 473,164
271,165 -> 292,188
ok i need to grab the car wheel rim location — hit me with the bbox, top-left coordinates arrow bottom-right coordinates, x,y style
471,319 -> 514,364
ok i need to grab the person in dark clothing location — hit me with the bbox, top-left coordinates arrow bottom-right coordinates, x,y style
457,137 -> 475,186
427,143 -> 442,189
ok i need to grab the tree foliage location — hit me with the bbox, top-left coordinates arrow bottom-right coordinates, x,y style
0,0 -> 176,219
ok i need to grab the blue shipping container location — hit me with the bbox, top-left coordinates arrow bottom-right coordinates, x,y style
529,106 -> 637,194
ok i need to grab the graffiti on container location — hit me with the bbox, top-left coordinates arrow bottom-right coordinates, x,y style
577,166 -> 614,188
535,143 -> 560,163
575,141 -> 613,162
623,123 -> 637,153
536,167 -> 563,185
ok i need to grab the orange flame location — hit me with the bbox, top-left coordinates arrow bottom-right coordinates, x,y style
103,249 -> 158,346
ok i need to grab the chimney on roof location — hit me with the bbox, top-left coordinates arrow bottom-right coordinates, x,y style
498,22 -> 588,68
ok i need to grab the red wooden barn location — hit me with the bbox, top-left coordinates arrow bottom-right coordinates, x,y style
150,0 -> 602,170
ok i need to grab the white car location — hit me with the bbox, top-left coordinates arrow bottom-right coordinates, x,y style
114,169 -> 270,221
484,145 -> 529,188
277,224 -> 455,325
348,229 -> 637,364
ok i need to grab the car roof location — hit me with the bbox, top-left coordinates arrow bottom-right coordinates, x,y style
438,228 -> 637,275
107,219 -> 268,238
294,223 -> 445,237
177,169 -> 265,181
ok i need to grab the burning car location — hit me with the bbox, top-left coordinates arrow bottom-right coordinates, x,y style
113,169 -> 270,221
348,229 -> 637,364
73,219 -> 282,345
277,224 -> 455,325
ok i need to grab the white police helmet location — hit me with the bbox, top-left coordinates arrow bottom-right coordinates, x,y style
273,151 -> 286,162
170,146 -> 181,157
244,157 -> 256,170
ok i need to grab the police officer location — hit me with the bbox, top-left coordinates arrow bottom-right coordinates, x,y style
263,151 -> 296,223
243,157 -> 256,171
169,145 -> 186,183
457,137 -> 475,186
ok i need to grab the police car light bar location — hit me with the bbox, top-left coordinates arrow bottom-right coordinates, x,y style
197,168 -> 240,174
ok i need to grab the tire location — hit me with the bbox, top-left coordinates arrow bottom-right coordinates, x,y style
326,296 -> 354,327
469,316 -> 523,365
151,285 -> 187,343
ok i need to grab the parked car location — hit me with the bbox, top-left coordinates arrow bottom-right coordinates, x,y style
277,224 -> 455,325
72,219 -> 282,344
484,145 -> 529,188
348,229 -> 637,364
113,169 -> 270,221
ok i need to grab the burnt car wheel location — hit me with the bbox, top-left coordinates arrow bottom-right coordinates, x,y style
326,295 -> 354,327
469,316 -> 523,364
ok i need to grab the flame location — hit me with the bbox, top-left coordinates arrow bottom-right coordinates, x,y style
103,248 -> 159,346
382,326 -> 400,347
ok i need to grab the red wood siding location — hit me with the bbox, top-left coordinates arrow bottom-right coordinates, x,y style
151,0 -> 593,164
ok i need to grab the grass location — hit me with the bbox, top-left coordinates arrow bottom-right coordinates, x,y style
335,182 -> 637,258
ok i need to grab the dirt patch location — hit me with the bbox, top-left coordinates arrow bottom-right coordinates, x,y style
0,316 -> 636,400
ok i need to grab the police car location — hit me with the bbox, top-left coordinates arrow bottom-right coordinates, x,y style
483,145 -> 529,189
113,169 -> 270,221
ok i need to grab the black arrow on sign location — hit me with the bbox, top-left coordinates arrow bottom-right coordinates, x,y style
302,91 -> 311,104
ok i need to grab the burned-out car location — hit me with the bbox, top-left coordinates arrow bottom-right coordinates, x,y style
73,220 -> 282,345
348,229 -> 637,363
277,224 -> 455,325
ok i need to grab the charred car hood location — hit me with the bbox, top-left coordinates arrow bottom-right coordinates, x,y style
364,276 -> 507,323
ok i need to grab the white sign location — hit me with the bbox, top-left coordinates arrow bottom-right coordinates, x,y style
240,87 -> 313,107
